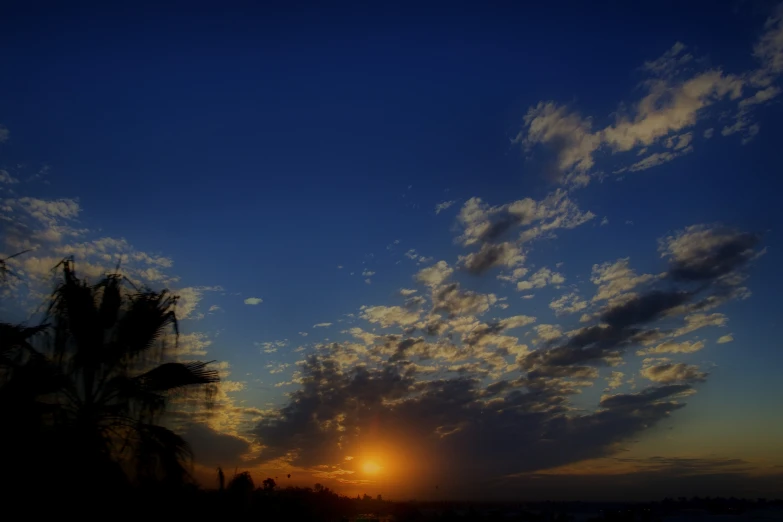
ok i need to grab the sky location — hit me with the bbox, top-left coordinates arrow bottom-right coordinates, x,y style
1,0 -> 783,502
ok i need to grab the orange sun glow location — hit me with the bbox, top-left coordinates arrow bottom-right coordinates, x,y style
362,461 -> 382,475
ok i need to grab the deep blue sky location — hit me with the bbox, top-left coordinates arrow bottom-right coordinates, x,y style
1,0 -> 782,500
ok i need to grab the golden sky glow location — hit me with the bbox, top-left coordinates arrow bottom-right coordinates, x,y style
362,461 -> 383,475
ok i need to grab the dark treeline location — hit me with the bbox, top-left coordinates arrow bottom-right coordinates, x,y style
110,482 -> 783,522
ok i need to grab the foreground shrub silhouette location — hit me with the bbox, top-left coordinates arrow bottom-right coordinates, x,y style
0,259 -> 219,512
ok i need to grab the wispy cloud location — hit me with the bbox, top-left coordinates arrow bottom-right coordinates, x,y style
519,10 -> 783,185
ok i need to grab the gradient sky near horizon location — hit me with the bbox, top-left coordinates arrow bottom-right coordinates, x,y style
1,0 -> 783,502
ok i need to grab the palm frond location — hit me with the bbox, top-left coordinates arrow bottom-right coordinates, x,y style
132,361 -> 219,393
0,249 -> 32,283
115,291 -> 179,362
46,259 -> 102,364
0,322 -> 48,362
96,273 -> 123,330
135,423 -> 193,485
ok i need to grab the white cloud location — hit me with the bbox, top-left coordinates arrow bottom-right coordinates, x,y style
739,85 -> 781,108
258,339 -> 288,354
641,362 -> 707,384
435,200 -> 456,214
497,267 -> 529,283
641,41 -> 692,74
433,285 -> 497,317
221,381 -> 246,393
0,196 -> 195,312
590,258 -> 655,303
457,190 -> 594,247
717,334 -> 734,344
346,327 -> 378,346
518,102 -> 600,181
703,128 -> 714,139
313,322 -> 332,328
174,332 -> 213,356
360,305 -> 421,328
405,248 -> 434,264
267,363 -> 291,375
174,286 -> 223,320
659,224 -> 759,283
244,297 -> 263,305
399,288 -> 418,296
0,125 -> 8,143
517,33 -> 781,182
534,324 -> 562,342
0,170 -> 19,184
617,146 -> 693,173
415,261 -> 453,287
4,196 -> 81,228
499,315 -> 536,330
516,267 -> 565,291
549,292 -> 588,315
637,340 -> 705,356
752,4 -> 783,81
605,371 -> 625,391
458,242 -> 525,274
671,313 -> 727,338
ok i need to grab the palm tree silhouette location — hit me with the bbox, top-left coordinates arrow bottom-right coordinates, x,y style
1,258 -> 219,505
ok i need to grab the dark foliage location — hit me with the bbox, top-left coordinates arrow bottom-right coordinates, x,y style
0,258 -> 218,514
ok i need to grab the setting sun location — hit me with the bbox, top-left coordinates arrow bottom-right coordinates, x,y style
362,461 -> 382,475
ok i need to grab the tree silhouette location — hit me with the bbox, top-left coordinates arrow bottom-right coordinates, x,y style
228,471 -> 255,495
263,477 -> 277,491
1,259 -> 219,507
46,260 -> 218,485
218,467 -> 226,491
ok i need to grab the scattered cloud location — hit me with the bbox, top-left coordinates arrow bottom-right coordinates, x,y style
518,12 -> 783,184
591,258 -> 655,304
549,292 -> 588,315
456,190 -> 594,247
0,170 -> 19,185
459,242 -> 524,275
638,340 -> 705,356
415,261 -> 454,287
516,267 -> 565,291
605,371 -> 625,391
258,339 -> 289,354
244,297 -> 263,305
641,362 -> 708,384
361,305 -> 421,328
435,200 -> 456,214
